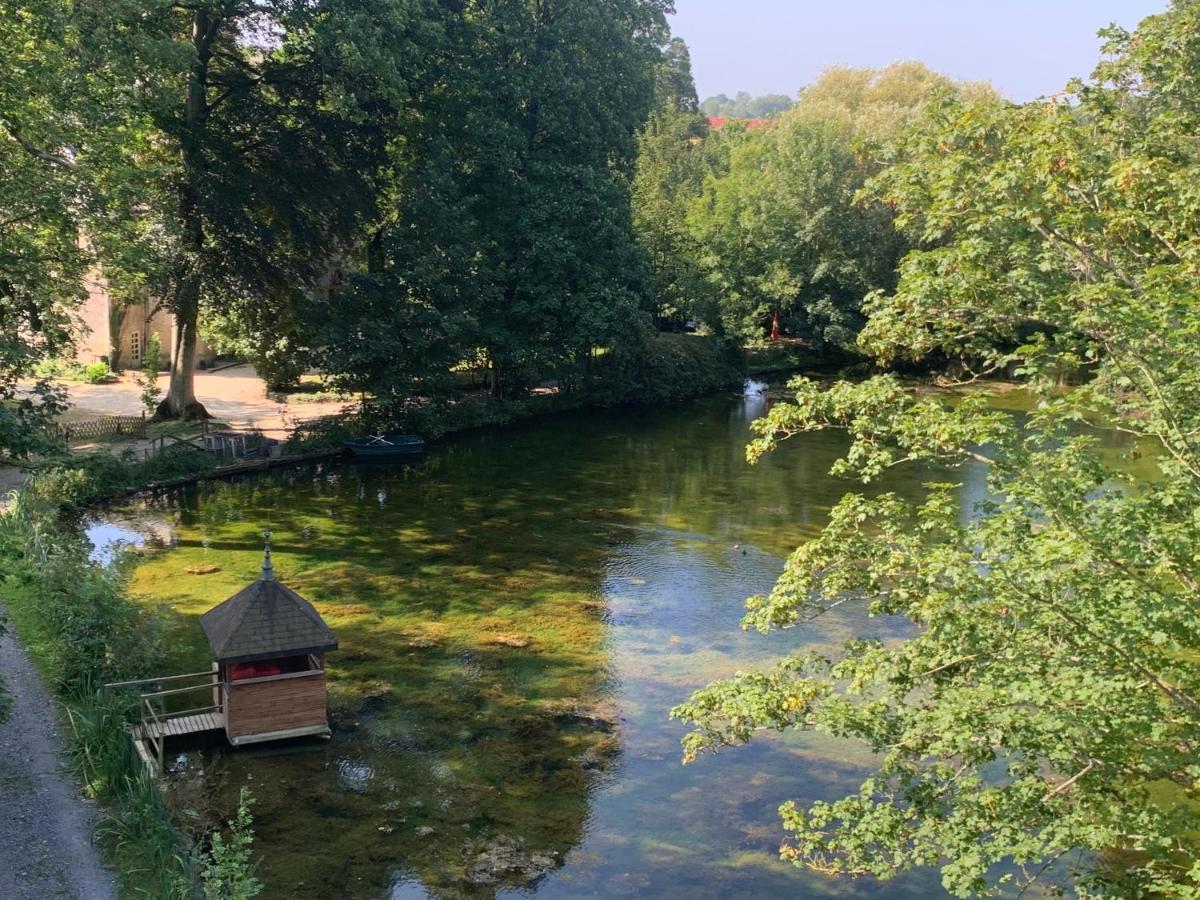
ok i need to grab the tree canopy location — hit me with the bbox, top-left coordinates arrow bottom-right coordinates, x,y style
674,3 -> 1200,895
678,62 -> 984,346
72,0 -> 432,418
0,0 -> 85,456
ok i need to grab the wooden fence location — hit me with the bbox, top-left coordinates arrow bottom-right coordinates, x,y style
55,413 -> 148,443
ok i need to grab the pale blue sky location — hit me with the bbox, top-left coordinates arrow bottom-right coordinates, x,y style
669,1 -> 1169,102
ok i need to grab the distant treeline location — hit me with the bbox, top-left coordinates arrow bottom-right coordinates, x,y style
699,92 -> 794,119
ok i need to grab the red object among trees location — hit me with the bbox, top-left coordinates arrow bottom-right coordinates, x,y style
770,311 -> 781,342
707,116 -> 775,131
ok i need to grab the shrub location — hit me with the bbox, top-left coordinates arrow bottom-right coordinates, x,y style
587,333 -> 746,404
27,448 -> 219,509
34,358 -> 95,381
138,335 -> 164,415
1,492 -> 262,898
201,789 -> 262,900
83,362 -> 113,384
0,493 -> 146,691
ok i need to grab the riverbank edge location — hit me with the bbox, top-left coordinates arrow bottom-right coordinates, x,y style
27,334 -> 808,510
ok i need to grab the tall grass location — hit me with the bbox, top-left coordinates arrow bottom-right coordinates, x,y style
67,687 -> 199,898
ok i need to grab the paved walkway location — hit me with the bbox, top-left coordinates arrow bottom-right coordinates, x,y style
0,613 -> 116,899
62,364 -> 348,435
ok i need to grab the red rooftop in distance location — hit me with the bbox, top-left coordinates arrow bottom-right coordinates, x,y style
707,116 -> 776,131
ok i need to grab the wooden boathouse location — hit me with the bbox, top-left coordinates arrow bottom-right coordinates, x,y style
112,536 -> 338,773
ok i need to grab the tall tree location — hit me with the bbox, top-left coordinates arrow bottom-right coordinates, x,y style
657,37 -> 700,113
792,61 -> 994,145
355,0 -> 671,400
633,35 -> 710,329
75,0 -> 430,418
675,4 -> 1200,895
688,118 -> 891,345
0,1 -> 87,456
688,63 -> 989,346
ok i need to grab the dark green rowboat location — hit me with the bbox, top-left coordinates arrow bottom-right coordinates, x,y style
343,433 -> 426,459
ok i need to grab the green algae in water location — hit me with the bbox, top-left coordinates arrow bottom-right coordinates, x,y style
100,386 -> 1141,899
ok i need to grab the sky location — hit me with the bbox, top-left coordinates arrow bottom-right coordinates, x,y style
669,0 -> 1169,103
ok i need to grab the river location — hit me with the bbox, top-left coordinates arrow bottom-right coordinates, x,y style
93,382 -> 1038,898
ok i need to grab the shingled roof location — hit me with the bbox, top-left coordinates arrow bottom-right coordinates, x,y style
200,543 -> 337,664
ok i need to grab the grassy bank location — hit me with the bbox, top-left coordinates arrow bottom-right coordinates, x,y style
25,444 -> 221,510
0,492 -> 258,898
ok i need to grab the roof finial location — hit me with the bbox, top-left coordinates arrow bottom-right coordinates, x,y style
261,530 -> 275,582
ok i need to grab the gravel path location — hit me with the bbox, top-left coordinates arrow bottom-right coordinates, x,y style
0,612 -> 116,900
61,363 -> 347,434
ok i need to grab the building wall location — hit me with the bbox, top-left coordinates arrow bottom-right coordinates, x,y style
75,275 -> 216,372
75,264 -> 114,365
225,671 -> 328,739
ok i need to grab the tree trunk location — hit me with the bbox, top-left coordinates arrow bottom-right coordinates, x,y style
157,280 -> 207,420
157,8 -> 216,420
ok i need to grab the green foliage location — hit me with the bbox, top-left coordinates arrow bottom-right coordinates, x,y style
137,334 -> 164,415
700,92 -> 794,119
201,789 -> 262,900
69,0 -> 435,416
0,493 -> 147,691
686,63 -> 991,349
633,38 -> 712,329
201,308 -> 307,394
656,37 -> 701,114
34,359 -> 82,380
82,361 -> 112,384
345,0 -> 670,401
791,62 -> 995,145
675,4 -> 1200,896
291,334 -> 744,452
0,493 -> 192,894
0,488 -> 262,898
70,690 -> 199,899
28,447 -> 218,509
0,1 -> 91,457
688,118 -> 896,347
587,333 -> 745,404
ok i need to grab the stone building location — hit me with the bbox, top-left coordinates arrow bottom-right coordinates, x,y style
75,262 -> 216,372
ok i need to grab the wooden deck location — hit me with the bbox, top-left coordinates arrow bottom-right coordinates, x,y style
132,710 -> 225,776
142,711 -> 225,741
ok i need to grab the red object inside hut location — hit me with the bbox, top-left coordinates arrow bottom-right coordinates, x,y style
230,661 -> 282,681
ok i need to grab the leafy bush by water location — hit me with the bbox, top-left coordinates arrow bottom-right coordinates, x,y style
28,446 -> 219,509
586,332 -> 745,404
201,790 -> 262,900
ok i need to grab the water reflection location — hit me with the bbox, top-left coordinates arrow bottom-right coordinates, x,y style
85,513 -> 174,565
104,385 -> 1028,899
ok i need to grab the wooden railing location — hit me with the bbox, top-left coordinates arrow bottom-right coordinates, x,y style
53,413 -> 147,443
105,670 -> 223,773
142,422 -> 269,463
